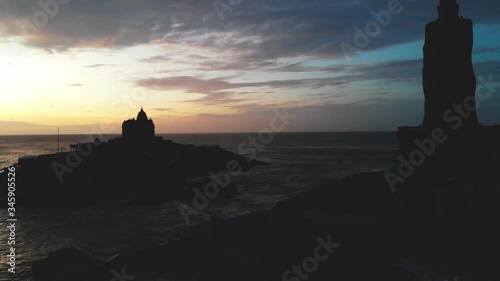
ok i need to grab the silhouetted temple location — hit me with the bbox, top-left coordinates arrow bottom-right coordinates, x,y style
122,107 -> 155,142
397,0 -> 500,178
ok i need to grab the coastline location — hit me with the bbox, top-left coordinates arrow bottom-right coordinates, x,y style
31,170 -> 500,280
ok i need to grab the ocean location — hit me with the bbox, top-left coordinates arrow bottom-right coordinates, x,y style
0,132 -> 398,280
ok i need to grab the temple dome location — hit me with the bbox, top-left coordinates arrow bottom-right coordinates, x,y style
122,107 -> 155,141
137,107 -> 148,121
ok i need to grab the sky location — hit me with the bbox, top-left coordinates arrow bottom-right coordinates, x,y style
0,0 -> 499,134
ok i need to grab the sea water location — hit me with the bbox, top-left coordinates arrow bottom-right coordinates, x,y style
0,132 -> 398,280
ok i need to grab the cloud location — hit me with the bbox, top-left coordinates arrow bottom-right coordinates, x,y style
351,59 -> 422,83
1,0 -> 498,58
133,55 -> 500,106
474,46 -> 499,55
139,55 -> 172,63
1,0 -> 499,132
1,0 -> 499,94
135,75 -> 357,105
83,64 -> 115,68
147,100 -> 424,133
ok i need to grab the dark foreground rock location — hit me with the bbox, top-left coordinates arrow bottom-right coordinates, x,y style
33,171 -> 500,281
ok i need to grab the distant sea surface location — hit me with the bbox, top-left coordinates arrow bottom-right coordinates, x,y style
0,132 -> 398,280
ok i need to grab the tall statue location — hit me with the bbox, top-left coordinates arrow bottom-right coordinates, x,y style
422,0 -> 479,129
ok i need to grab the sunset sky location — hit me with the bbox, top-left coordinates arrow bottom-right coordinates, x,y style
0,0 -> 499,134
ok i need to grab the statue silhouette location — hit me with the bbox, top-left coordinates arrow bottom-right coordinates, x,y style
394,0 -> 500,179
422,0 -> 479,129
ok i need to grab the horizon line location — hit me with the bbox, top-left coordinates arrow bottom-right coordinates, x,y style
0,130 -> 398,137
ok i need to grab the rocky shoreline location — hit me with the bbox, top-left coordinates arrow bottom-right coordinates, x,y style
0,139 -> 266,208
32,171 -> 500,281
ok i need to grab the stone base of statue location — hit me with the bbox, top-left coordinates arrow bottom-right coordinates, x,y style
396,125 -> 500,181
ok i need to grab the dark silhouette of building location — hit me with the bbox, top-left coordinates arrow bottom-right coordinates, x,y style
422,0 -> 478,129
122,107 -> 155,142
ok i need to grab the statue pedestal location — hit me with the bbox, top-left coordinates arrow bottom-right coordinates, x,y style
396,125 -> 500,181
